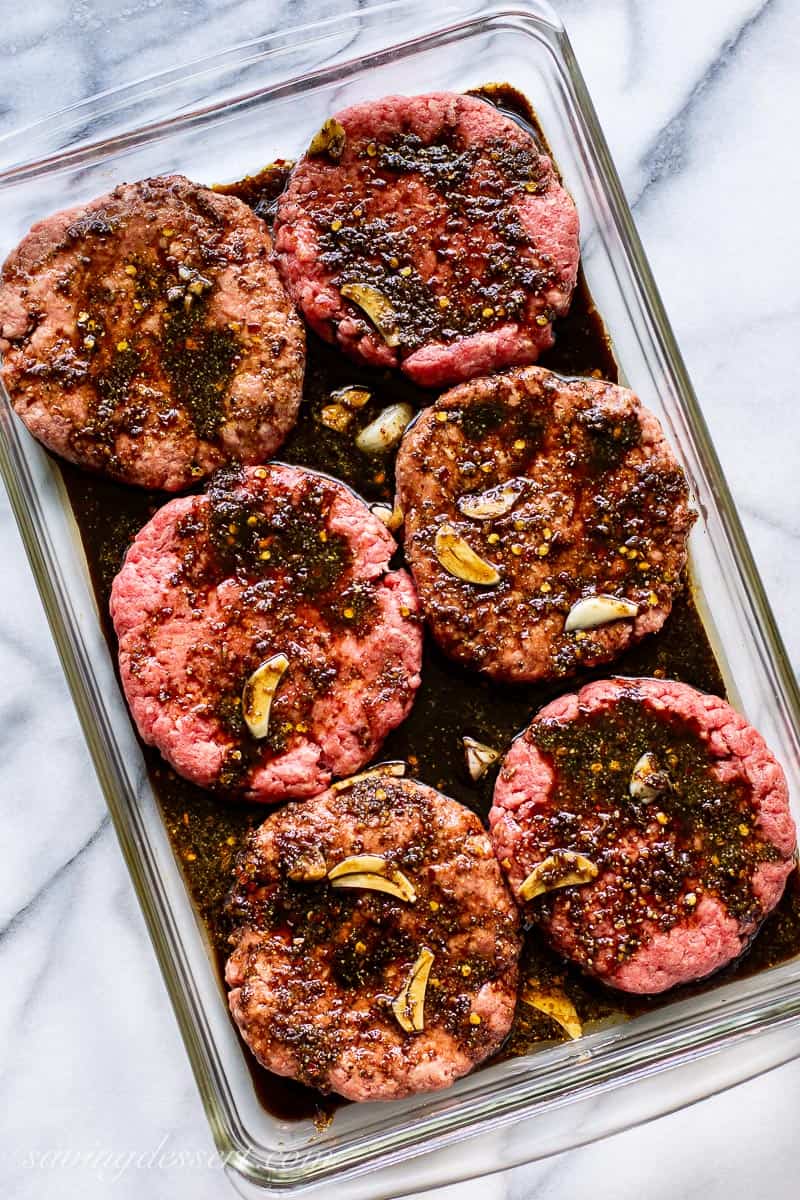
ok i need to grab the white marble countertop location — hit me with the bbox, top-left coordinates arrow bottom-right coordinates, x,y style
1,1 -> 798,1198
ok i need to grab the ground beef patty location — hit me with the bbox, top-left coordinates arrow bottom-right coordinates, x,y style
225,773 -> 521,1100
395,366 -> 695,682
490,678 -> 797,994
274,92 -> 579,387
109,464 -> 422,801
0,175 -> 305,489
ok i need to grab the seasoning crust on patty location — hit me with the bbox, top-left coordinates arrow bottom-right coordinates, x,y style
490,677 -> 797,993
0,175 -> 305,490
226,773 -> 521,1100
110,464 -> 423,801
396,365 -> 696,682
275,92 -> 579,387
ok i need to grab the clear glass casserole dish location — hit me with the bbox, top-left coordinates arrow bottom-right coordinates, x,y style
0,2 -> 798,1196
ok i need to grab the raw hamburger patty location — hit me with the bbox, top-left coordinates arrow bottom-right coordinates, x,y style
490,678 -> 797,993
109,464 -> 422,801
395,366 -> 695,682
274,92 -> 579,387
0,175 -> 305,489
225,773 -> 521,1100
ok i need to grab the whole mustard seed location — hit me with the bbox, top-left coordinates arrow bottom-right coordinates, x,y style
469,1013 -> 482,1026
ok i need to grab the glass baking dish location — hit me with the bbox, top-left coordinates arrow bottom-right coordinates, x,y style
1,1 -> 798,1196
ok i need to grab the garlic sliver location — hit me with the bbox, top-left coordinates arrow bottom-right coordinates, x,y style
330,871 -> 416,903
434,524 -> 500,586
355,403 -> 413,453
518,851 -> 598,902
331,761 -> 407,791
521,984 -> 582,1040
463,736 -> 500,781
392,948 -> 434,1033
564,594 -> 638,633
241,653 -> 289,739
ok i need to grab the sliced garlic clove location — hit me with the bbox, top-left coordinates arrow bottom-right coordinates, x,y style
518,851 -> 599,902
331,761 -> 407,792
341,283 -> 401,347
458,481 -> 522,520
564,594 -> 638,633
319,402 -> 352,432
355,403 -> 414,454
327,854 -> 391,880
434,524 -> 501,586
241,653 -> 289,739
629,751 -> 671,802
521,984 -> 582,1040
286,848 -> 328,882
392,947 -> 435,1033
370,502 -> 404,532
463,736 -> 500,781
330,871 -> 416,903
331,385 -> 371,409
307,117 -> 346,160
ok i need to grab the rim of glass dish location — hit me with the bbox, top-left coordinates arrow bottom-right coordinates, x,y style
1,1 -> 799,1192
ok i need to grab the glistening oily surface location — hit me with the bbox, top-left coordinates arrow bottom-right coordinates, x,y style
109,462 -> 422,802
226,775 -> 520,1101
0,176 -> 305,490
396,366 -> 695,682
490,678 -> 796,994
274,90 -> 579,386
55,85 -> 800,1122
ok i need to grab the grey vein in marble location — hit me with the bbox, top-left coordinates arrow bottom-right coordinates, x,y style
0,3 -> 798,1200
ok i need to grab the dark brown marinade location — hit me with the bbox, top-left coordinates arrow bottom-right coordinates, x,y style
56,84 -> 800,1123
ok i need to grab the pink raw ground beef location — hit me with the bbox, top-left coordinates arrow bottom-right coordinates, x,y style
0,175 -> 305,490
225,773 -> 521,1100
274,92 -> 579,387
490,677 -> 796,993
110,463 -> 423,801
395,366 -> 695,683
